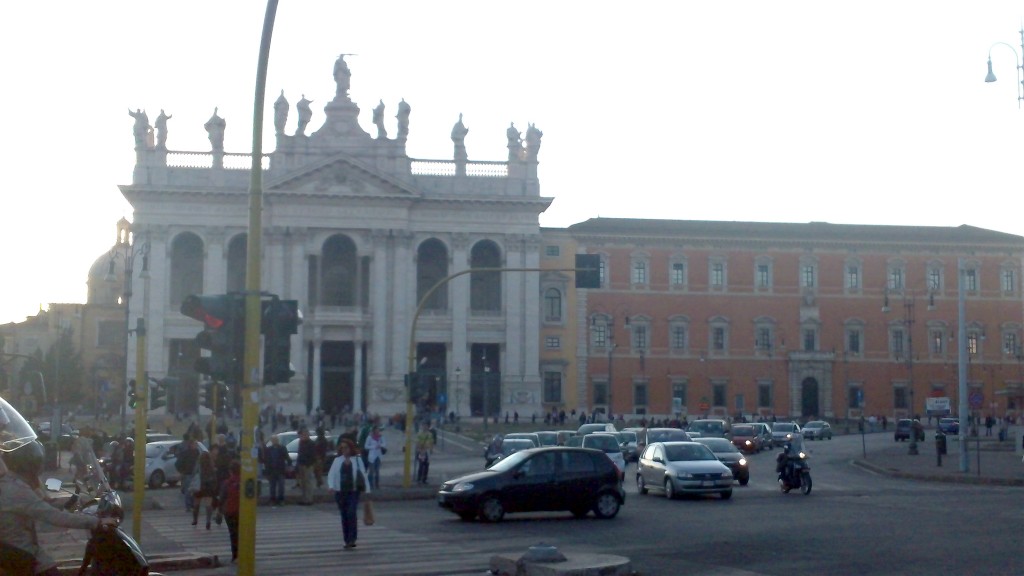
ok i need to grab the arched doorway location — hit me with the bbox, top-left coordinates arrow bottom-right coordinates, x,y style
801,377 -> 819,418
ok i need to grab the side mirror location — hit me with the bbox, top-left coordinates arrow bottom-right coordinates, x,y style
653,457 -> 664,464
45,478 -> 63,492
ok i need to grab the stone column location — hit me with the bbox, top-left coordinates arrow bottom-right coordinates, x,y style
353,341 -> 363,412
369,229 -> 391,386
450,232 -> 470,416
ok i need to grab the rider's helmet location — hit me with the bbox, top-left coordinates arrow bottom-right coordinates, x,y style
0,396 -> 43,486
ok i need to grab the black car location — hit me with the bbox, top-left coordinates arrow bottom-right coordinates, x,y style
438,446 -> 625,522
894,419 -> 924,442
694,437 -> 750,485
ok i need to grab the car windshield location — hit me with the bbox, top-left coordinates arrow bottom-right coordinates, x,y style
732,426 -> 754,437
584,434 -> 619,452
690,421 -> 724,435
806,422 -> 823,429
535,432 -> 558,446
665,443 -> 717,462
774,423 -> 797,432
699,438 -> 738,452
488,449 -> 532,471
648,429 -> 689,442
620,431 -> 637,442
501,440 -> 534,454
504,434 -> 539,446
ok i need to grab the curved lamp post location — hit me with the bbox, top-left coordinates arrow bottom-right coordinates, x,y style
985,30 -> 1024,106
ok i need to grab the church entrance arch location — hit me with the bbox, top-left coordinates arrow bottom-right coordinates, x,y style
801,377 -> 819,419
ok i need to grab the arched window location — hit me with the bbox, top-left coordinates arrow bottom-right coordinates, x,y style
169,233 -> 204,307
544,288 -> 562,322
470,240 -> 502,312
417,239 -> 449,310
321,235 -> 358,307
226,234 -> 247,293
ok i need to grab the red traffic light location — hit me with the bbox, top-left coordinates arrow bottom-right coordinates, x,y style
180,295 -> 235,328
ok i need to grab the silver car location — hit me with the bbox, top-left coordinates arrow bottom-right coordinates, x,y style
771,422 -> 802,447
144,440 -> 207,489
636,441 -> 733,500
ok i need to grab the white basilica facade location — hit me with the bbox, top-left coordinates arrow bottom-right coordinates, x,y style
122,56 -> 551,420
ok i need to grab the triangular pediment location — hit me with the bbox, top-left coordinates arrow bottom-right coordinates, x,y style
267,153 -> 418,198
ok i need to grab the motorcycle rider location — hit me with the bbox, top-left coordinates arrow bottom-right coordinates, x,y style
0,397 -> 118,575
775,435 -> 806,486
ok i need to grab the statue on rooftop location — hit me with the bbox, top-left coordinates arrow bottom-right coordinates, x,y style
525,123 -> 543,161
154,109 -> 172,149
274,90 -> 289,136
452,113 -> 469,162
372,99 -> 387,139
333,54 -> 352,98
396,98 -> 411,140
128,108 -> 150,150
204,107 -> 226,152
506,122 -> 523,161
296,95 -> 313,136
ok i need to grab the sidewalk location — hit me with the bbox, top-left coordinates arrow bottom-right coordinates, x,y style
853,432 -> 1024,486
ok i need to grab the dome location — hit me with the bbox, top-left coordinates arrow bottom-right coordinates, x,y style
87,219 -> 132,305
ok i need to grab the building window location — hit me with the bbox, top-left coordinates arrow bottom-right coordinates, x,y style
545,336 -> 560,349
545,245 -> 560,257
965,268 -> 978,292
892,328 -> 906,357
543,372 -> 562,403
593,381 -> 608,406
968,333 -> 979,356
599,257 -> 607,288
633,325 -> 648,351
758,382 -> 771,407
755,327 -> 773,351
803,329 -> 816,352
671,262 -> 686,286
1002,268 -> 1016,293
672,382 -> 688,407
802,265 -> 816,288
757,264 -> 770,289
894,387 -> 908,410
632,259 -> 648,285
1003,333 -> 1018,356
633,382 -> 648,408
847,265 -> 860,290
889,267 -> 905,291
671,325 -> 687,350
928,267 -> 942,292
847,329 -> 862,355
712,326 -> 727,352
712,382 -> 726,407
592,323 -> 607,348
711,262 -> 725,288
931,330 -> 945,354
543,288 -> 562,322
848,385 -> 862,409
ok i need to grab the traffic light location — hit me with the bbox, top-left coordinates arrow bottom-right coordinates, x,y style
127,379 -> 138,409
216,383 -> 230,415
148,377 -> 175,410
181,294 -> 244,383
575,254 -> 601,289
198,382 -> 213,410
261,298 -> 301,385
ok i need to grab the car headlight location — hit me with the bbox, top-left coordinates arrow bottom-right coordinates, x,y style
798,452 -> 807,459
744,440 -> 752,446
738,457 -> 747,466
785,433 -> 792,440
676,472 -> 694,479
452,482 -> 474,492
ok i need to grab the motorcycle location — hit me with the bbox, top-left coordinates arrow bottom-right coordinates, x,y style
776,448 -> 812,495
46,440 -> 159,575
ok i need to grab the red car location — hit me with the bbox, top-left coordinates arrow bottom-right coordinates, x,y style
729,425 -> 762,453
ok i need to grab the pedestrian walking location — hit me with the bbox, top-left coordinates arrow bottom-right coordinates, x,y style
175,437 -> 200,512
314,426 -> 329,488
415,424 -> 434,485
327,439 -> 370,550
263,434 -> 291,506
217,460 -> 242,563
192,451 -> 218,529
363,425 -> 386,489
296,429 -> 316,505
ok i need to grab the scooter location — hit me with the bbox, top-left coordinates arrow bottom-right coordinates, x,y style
776,449 -> 812,495
46,443 -> 159,575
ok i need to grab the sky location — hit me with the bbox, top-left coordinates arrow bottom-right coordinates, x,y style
3,1 -> 1024,325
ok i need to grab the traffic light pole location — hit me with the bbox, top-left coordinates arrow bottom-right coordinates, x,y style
238,3 -> 278,574
131,318 -> 147,543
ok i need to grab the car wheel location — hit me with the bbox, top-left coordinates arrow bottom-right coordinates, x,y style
720,489 -> 733,500
457,512 -> 476,522
664,479 -> 676,500
479,496 -> 505,523
592,493 -> 620,519
636,474 -> 648,495
148,469 -> 165,490
739,475 -> 749,486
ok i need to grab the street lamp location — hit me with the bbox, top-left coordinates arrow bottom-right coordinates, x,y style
985,29 -> 1024,107
107,237 -> 149,432
883,288 -> 933,455
454,366 -> 462,420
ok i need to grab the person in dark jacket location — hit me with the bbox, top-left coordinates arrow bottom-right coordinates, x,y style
296,429 -> 316,505
175,437 -> 200,512
217,460 -> 242,563
263,434 -> 291,506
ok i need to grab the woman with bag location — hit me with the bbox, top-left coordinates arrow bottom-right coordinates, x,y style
191,450 -> 218,529
327,438 -> 371,550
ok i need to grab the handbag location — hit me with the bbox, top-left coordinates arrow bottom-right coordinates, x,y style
362,498 -> 375,526
187,473 -> 201,495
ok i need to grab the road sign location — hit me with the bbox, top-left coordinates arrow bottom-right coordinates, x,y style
926,396 -> 951,416
968,391 -> 984,409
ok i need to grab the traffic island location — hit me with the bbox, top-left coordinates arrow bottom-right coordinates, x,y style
490,544 -> 634,576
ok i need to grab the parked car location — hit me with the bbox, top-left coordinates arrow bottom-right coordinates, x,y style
938,418 -> 959,435
749,422 -> 773,449
894,419 -> 924,442
580,432 -> 626,477
534,431 -> 559,446
617,430 -> 639,462
771,422 -> 802,447
729,424 -> 762,453
694,437 -> 750,485
503,432 -> 541,447
285,433 -> 335,478
577,422 -> 617,435
34,421 -> 79,450
555,430 -> 576,445
437,446 -> 625,522
636,441 -> 733,499
636,427 -> 692,456
485,438 -> 535,467
688,419 -> 730,438
144,440 -> 208,489
802,420 -> 833,440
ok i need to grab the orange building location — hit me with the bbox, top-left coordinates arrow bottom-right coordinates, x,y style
567,218 -> 1024,425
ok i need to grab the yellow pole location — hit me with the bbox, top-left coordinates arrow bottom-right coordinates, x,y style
211,384 -> 218,445
132,318 -> 147,542
239,3 -> 278,574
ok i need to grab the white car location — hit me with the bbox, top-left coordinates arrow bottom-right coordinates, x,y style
581,432 -> 627,478
144,440 -> 207,489
636,441 -> 734,499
